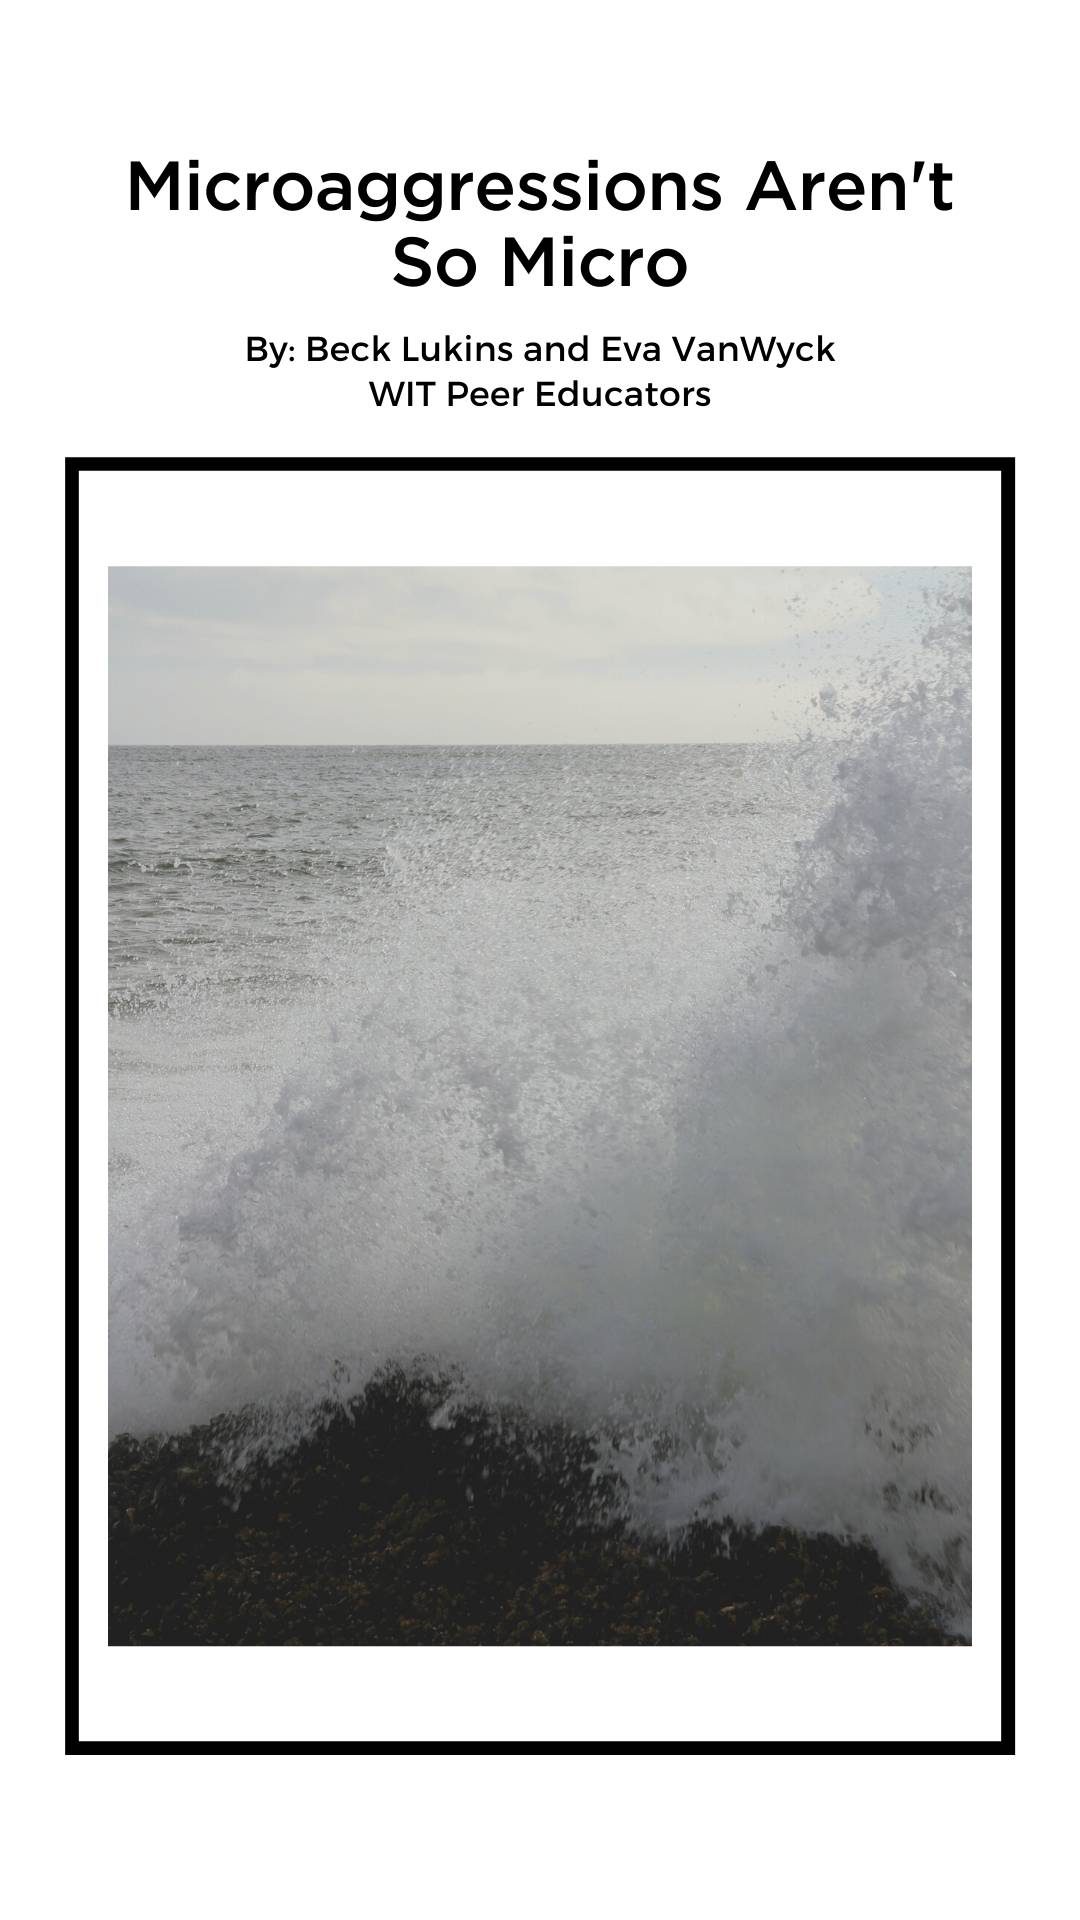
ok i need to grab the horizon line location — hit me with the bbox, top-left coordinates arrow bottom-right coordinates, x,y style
107,738 -> 785,750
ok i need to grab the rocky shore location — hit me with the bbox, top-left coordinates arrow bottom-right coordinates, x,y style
109,1372 -> 959,1646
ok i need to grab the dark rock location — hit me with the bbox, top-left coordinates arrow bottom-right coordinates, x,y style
108,1370 -> 961,1647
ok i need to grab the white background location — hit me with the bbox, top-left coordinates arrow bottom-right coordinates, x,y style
5,0 -> 1068,1907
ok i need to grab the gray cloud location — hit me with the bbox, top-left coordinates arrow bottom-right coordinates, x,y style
109,566 -> 947,744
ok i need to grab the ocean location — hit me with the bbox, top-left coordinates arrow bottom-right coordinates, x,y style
108,600 -> 971,1627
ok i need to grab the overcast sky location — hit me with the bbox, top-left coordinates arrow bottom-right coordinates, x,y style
108,567 -> 947,745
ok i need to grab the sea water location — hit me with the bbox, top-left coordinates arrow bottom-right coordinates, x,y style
108,585 -> 972,1622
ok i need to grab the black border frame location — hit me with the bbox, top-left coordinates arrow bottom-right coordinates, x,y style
71,454 -> 1015,1756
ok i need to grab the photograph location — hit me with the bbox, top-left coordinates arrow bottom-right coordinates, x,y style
106,558 -> 974,1652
